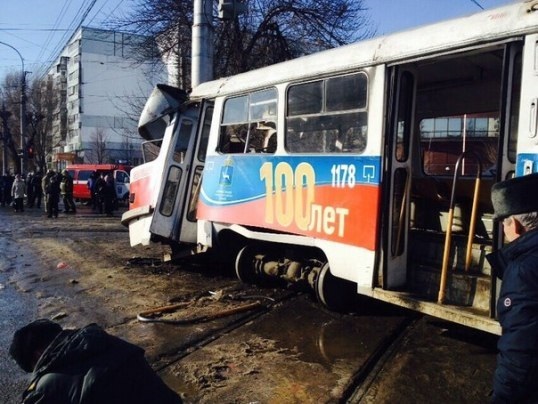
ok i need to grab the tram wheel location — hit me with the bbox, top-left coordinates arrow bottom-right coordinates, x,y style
315,263 -> 357,312
235,245 -> 258,284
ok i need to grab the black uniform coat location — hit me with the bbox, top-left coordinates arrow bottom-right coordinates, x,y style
22,324 -> 182,404
487,229 -> 538,403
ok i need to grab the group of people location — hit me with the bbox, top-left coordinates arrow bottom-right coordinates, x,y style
0,172 -> 44,212
40,169 -> 77,218
0,169 -> 77,218
0,169 -> 119,218
87,170 -> 117,216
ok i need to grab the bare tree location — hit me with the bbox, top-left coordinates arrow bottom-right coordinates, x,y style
86,128 -> 110,164
0,72 -> 24,173
26,76 -> 58,173
111,0 -> 372,89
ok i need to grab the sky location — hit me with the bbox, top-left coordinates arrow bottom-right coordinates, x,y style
0,0 -> 516,85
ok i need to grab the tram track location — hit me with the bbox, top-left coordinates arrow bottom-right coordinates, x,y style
342,315 -> 419,403
151,289 -> 303,371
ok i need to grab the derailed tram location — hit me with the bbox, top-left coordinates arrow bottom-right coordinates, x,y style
122,2 -> 538,334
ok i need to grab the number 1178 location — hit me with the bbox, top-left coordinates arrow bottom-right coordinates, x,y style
331,164 -> 356,188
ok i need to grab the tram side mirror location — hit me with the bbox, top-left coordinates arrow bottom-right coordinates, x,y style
139,84 -> 188,141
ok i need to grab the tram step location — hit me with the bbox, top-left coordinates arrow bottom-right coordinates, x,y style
411,265 -> 491,312
409,230 -> 492,276
372,288 -> 500,335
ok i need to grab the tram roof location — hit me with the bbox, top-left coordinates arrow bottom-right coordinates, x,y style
191,1 -> 537,99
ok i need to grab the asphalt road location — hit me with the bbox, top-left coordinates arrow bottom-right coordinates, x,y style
0,203 -> 498,403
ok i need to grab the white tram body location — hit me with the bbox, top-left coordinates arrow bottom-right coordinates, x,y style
122,2 -> 538,334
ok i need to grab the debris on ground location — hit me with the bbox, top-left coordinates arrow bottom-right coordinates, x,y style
56,262 -> 69,270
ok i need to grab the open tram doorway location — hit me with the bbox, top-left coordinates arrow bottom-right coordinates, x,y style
382,41 -> 522,321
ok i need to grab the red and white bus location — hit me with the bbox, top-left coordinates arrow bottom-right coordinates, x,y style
122,2 -> 538,334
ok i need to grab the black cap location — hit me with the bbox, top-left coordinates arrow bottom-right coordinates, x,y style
491,173 -> 538,220
9,319 -> 62,372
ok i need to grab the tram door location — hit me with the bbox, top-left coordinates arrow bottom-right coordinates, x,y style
149,104 -> 201,243
177,104 -> 213,244
383,67 -> 417,289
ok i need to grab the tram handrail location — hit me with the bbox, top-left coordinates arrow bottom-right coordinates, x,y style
437,151 -> 482,304
394,170 -> 411,257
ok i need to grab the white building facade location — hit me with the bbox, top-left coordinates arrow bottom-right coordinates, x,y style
50,27 -> 167,167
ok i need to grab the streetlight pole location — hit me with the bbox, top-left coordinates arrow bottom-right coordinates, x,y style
0,41 -> 27,174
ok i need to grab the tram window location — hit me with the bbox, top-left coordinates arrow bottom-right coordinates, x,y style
142,139 -> 162,163
187,166 -> 203,222
222,96 -> 248,124
219,88 -> 277,154
286,72 -> 368,153
172,119 -> 193,163
396,71 -> 414,162
508,52 -> 522,163
159,165 -> 182,217
288,81 -> 322,115
198,106 -> 213,162
326,74 -> 367,111
420,113 -> 499,176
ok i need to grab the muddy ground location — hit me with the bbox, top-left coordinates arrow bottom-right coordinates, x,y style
0,203 -> 498,403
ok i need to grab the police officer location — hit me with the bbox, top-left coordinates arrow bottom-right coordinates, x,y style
487,173 -> 538,403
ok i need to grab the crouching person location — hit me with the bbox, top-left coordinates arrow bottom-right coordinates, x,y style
9,319 -> 182,403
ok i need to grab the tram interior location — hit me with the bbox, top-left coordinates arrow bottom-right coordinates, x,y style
400,45 -> 513,315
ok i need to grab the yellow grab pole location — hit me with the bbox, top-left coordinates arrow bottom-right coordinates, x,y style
438,207 -> 455,304
464,177 -> 481,271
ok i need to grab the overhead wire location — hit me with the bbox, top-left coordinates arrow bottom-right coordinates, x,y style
35,0 -> 99,80
86,0 -> 125,27
469,0 -> 484,10
34,0 -> 72,65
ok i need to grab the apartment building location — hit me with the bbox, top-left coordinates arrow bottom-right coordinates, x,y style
50,27 -> 166,167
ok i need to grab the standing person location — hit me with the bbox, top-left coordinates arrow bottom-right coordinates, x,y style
94,173 -> 106,214
487,173 -> 538,403
9,319 -> 182,403
42,170 -> 55,213
4,173 -> 14,207
32,170 -> 43,209
46,174 -> 61,218
11,173 -> 26,212
26,172 -> 35,208
60,169 -> 76,214
0,174 -> 5,207
88,170 -> 97,210
103,173 -> 116,216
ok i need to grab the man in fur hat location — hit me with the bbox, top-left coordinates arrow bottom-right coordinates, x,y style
487,173 -> 538,403
9,319 -> 182,403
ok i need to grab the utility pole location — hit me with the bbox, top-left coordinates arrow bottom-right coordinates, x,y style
20,71 -> 28,174
191,0 -> 214,88
0,104 -> 12,176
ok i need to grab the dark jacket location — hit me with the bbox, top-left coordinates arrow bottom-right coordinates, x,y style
60,173 -> 74,195
22,324 -> 182,404
487,229 -> 538,403
46,176 -> 61,202
32,174 -> 43,196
